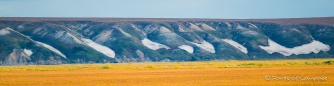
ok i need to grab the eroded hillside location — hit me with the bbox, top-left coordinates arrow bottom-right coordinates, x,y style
0,17 -> 333,65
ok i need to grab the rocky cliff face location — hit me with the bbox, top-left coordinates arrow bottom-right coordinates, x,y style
0,17 -> 333,65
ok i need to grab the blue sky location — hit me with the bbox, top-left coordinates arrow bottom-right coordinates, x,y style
0,0 -> 333,19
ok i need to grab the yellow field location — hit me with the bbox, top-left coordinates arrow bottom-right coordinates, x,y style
0,59 -> 334,86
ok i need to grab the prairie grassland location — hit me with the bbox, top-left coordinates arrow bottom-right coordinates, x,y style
0,58 -> 333,86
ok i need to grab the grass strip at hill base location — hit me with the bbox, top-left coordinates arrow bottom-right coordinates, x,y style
0,58 -> 333,72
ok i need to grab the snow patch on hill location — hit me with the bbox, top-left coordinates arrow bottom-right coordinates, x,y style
189,23 -> 203,31
199,23 -> 216,31
242,30 -> 259,36
248,23 -> 258,28
23,49 -> 33,56
178,25 -> 188,32
142,38 -> 170,50
54,31 -> 84,44
159,26 -> 172,33
82,38 -> 116,58
191,41 -> 215,53
225,22 -> 232,28
178,45 -> 194,53
36,41 -> 67,58
236,24 -> 247,30
116,27 -> 132,37
94,30 -> 113,43
0,28 -> 11,35
222,39 -> 248,54
131,24 -> 147,38
67,32 -> 83,44
54,31 -> 66,38
259,39 -> 330,56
